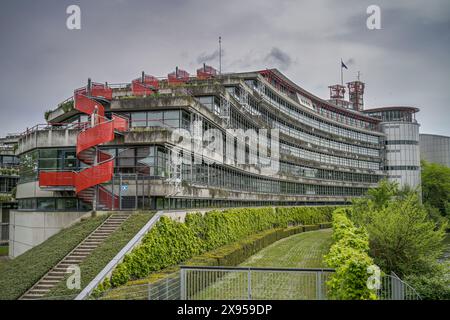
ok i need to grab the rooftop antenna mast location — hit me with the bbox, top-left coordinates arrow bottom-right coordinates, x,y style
219,36 -> 222,75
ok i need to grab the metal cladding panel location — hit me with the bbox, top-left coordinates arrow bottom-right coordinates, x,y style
76,120 -> 115,155
38,171 -> 76,187
131,81 -> 154,96
75,160 -> 114,193
74,94 -> 105,117
112,114 -> 129,132
98,185 -> 119,209
91,84 -> 113,100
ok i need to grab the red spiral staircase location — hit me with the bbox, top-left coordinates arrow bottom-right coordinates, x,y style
39,82 -> 129,210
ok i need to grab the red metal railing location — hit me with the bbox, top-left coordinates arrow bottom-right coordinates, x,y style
131,74 -> 159,96
168,67 -> 190,84
196,64 -> 217,80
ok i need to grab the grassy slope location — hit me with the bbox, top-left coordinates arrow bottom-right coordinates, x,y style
0,214 -> 107,300
241,228 -> 333,268
194,229 -> 333,299
45,213 -> 154,299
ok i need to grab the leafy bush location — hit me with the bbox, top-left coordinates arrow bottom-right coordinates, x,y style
404,263 -> 450,300
108,206 -> 335,288
324,209 -> 377,300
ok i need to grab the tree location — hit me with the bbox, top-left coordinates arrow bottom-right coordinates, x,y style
421,160 -> 450,219
364,192 -> 445,276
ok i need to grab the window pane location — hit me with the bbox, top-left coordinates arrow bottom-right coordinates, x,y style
131,112 -> 147,127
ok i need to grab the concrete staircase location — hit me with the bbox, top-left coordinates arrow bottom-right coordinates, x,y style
20,213 -> 131,300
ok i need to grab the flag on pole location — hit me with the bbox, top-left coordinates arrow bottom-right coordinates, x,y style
341,60 -> 348,69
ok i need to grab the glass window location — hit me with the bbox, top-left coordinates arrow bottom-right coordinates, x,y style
56,198 -> 78,210
38,198 -> 55,210
148,111 -> 163,127
39,149 -> 58,158
131,112 -> 147,127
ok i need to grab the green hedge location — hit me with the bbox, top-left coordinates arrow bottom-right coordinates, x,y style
0,214 -> 107,300
324,208 -> 377,300
106,206 -> 335,289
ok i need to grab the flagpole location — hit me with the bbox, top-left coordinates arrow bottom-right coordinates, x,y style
340,59 -> 343,86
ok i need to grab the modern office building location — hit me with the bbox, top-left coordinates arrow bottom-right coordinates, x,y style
11,66 -> 424,257
363,106 -> 421,189
0,134 -> 20,246
419,134 -> 450,167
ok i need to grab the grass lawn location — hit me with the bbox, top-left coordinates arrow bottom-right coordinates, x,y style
45,213 -> 154,299
192,229 -> 333,300
241,228 -> 332,268
0,246 -> 8,256
0,214 -> 107,300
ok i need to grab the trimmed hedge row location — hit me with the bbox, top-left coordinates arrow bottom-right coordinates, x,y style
101,206 -> 335,291
324,208 -> 378,300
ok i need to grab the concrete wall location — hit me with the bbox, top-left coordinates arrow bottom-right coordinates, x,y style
17,129 -> 78,155
9,210 -> 91,258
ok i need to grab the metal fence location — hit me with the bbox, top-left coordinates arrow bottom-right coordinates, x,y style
98,272 -> 181,300
180,266 -> 334,300
376,272 -> 421,300
46,266 -> 421,300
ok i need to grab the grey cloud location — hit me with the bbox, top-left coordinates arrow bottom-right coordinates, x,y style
0,0 -> 448,137
345,58 -> 355,66
264,47 -> 292,71
196,49 -> 222,65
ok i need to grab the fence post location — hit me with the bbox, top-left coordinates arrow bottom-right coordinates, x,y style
119,174 -> 122,210
148,283 -> 151,300
180,268 -> 186,300
316,271 -> 323,300
391,272 -> 404,300
247,268 -> 252,300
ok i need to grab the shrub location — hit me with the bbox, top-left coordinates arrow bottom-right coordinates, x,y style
324,209 -> 377,300
404,263 -> 450,300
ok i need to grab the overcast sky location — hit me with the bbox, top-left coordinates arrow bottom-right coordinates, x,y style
0,0 -> 449,136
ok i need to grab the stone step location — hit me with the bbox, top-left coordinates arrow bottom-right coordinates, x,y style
27,288 -> 51,294
34,283 -> 57,290
45,275 -> 65,280
59,260 -> 83,266
73,249 -> 94,254
40,279 -> 61,285
21,294 -> 45,300
47,270 -> 66,276
81,241 -> 102,245
70,252 -> 89,257
88,234 -> 109,238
